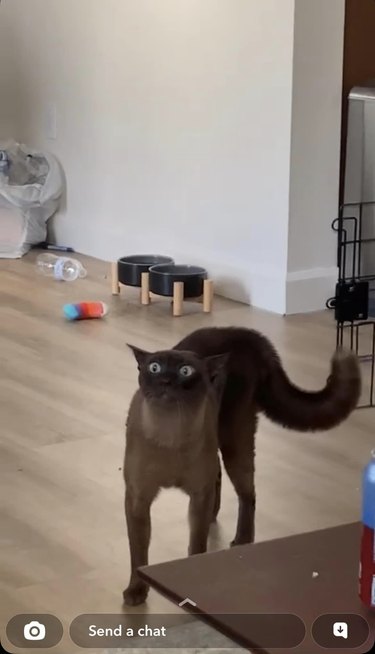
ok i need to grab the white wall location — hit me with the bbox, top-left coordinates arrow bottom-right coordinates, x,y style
0,6 -> 19,138
0,0 -> 345,314
287,0 -> 345,313
0,0 -> 295,313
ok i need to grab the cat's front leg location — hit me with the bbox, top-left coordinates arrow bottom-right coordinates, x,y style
188,486 -> 215,556
123,487 -> 157,606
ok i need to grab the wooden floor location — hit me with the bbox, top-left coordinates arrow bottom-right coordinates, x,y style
1,251 -> 373,654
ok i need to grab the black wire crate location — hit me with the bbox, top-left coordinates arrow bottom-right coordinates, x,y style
327,201 -> 375,408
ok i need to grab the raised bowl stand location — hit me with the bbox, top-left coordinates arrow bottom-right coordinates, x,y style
111,263 -> 214,317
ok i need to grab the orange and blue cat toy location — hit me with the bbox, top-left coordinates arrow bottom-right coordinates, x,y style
63,302 -> 108,321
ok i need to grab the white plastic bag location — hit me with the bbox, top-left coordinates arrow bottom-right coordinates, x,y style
0,140 -> 64,258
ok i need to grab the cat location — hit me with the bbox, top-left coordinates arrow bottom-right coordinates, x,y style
123,326 -> 361,606
123,346 -> 228,606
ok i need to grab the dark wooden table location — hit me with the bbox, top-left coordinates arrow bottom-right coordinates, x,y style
139,522 -> 375,653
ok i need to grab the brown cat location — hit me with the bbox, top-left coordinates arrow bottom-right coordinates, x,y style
123,327 -> 361,606
123,346 -> 228,606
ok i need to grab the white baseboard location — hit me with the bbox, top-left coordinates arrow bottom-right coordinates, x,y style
207,261 -> 337,315
181,256 -> 337,315
161,253 -> 287,314
286,266 -> 337,314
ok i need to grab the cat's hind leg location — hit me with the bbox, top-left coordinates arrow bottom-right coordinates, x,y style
220,414 -> 257,546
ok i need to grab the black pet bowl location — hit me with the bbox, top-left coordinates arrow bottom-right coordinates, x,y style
149,264 -> 208,298
118,255 -> 174,287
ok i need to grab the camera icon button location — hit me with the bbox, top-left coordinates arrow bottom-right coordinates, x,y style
24,621 -> 46,641
6,614 -> 63,649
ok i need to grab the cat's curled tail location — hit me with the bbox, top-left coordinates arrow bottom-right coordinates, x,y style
257,349 -> 361,431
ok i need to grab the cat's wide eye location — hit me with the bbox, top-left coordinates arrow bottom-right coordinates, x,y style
179,365 -> 195,378
148,362 -> 162,374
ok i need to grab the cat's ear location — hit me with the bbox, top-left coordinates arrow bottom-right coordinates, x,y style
205,353 -> 229,384
127,344 -> 149,368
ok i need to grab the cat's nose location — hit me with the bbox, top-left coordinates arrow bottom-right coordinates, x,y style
160,376 -> 172,386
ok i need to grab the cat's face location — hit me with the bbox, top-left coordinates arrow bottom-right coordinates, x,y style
128,346 -> 227,409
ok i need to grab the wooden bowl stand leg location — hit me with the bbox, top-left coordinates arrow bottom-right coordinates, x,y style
172,279 -> 214,316
141,272 -> 151,305
111,262 -> 120,295
203,279 -> 214,313
173,281 -> 184,317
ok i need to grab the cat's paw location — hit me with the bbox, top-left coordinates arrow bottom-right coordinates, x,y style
123,582 -> 149,606
230,535 -> 254,547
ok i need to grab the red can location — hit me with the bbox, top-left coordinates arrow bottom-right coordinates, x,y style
359,524 -> 375,607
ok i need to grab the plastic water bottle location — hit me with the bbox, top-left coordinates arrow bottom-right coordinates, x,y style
359,449 -> 375,608
37,253 -> 87,281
